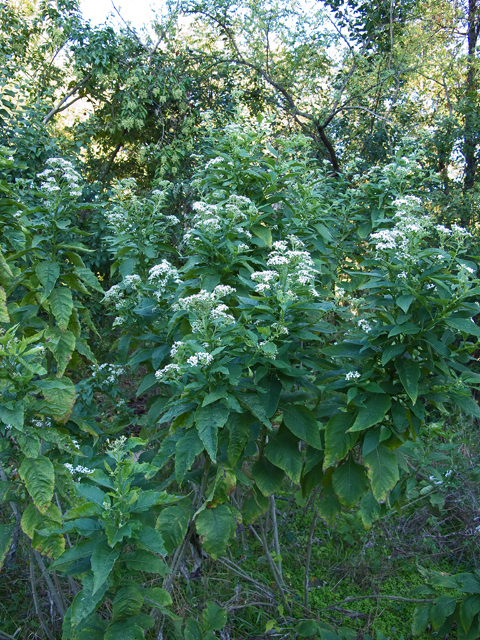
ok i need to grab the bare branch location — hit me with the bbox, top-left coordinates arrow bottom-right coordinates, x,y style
42,73 -> 92,125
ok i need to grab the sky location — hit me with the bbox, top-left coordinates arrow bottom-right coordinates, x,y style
80,0 -> 159,31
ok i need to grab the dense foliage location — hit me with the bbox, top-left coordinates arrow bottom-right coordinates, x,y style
1,1 -> 480,639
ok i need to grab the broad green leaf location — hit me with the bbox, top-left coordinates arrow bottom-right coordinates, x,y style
203,602 -> 227,632
156,505 -> 190,555
349,394 -> 391,432
195,504 -> 237,559
323,412 -> 357,469
70,572 -> 109,628
21,503 -> 61,539
143,587 -> 172,609
395,358 -> 421,405
381,343 -> 405,366
72,612 -> 108,640
313,222 -> 333,243
50,329 -> 75,377
460,595 -> 480,632
265,429 -> 303,483
332,457 -> 367,508
51,539 -> 99,570
91,544 -> 119,594
195,403 -> 229,463
123,550 -> 168,575
136,526 -> 167,556
175,429 -> 204,484
412,605 -> 431,635
364,445 -> 399,502
396,294 -> 415,313
49,286 -> 74,332
0,400 -> 24,430
36,261 -> 60,302
236,392 -> 271,427
451,393 -> 480,418
0,285 -> 9,322
252,457 -> 284,496
202,386 -> 229,407
282,404 -> 322,449
318,484 -> 341,525
19,456 -> 54,513
359,489 -> 380,529
34,377 -> 76,423
0,524 -> 15,569
75,484 -> 106,509
430,596 -> 457,630
112,584 -> 144,622
184,619 -> 202,640
106,523 -> 132,547
227,413 -> 251,466
446,317 -> 480,337
104,619 -> 144,640
259,375 -> 282,417
296,620 -> 320,637
242,487 -> 269,524
127,490 -> 166,513
251,224 -> 272,246
74,267 -> 104,293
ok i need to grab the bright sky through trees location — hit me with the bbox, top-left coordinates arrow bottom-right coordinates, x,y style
80,0 -> 156,29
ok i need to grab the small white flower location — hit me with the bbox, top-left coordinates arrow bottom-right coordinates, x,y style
345,371 -> 361,381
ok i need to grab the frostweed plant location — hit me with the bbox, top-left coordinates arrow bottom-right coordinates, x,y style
37,157 -> 83,199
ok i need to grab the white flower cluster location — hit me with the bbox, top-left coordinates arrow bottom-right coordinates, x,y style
64,463 -> 94,476
345,371 -> 361,381
103,284 -> 124,306
183,195 -> 258,249
186,352 -> 213,367
251,236 -> 319,299
91,363 -> 126,385
155,363 -> 181,380
123,274 -> 142,289
357,319 -> 373,333
148,260 -> 182,298
37,158 -> 82,197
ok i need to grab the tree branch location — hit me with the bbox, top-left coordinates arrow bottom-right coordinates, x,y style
42,73 -> 92,125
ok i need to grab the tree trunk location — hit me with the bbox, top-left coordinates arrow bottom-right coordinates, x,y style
463,0 -> 479,190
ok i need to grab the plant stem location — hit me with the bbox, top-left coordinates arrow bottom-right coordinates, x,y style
33,550 -> 66,618
269,495 -> 282,581
304,508 -> 318,609
29,546 -> 56,640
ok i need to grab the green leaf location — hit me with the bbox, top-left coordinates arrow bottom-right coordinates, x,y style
349,394 -> 391,432
195,504 -> 236,559
203,602 -> 227,632
127,490 -> 167,513
381,343 -> 405,366
91,543 -> 119,594
34,377 -> 76,423
259,375 -> 282,417
395,358 -> 421,405
36,261 -> 60,302
296,620 -> 320,637
252,457 -> 285,496
74,267 -> 104,293
75,484 -> 106,509
50,329 -> 76,377
430,596 -> 457,630
364,445 -> 399,503
359,489 -> 380,529
143,587 -> 172,609
332,457 -> 367,508
0,524 -> 15,569
112,584 -> 144,622
0,401 -> 24,430
452,393 -> 480,418
265,429 -> 303,483
123,550 -> 168,575
323,412 -> 357,469
104,619 -> 144,640
313,222 -> 333,243
318,484 -> 341,526
71,612 -> 108,639
175,429 -> 204,484
195,403 -> 229,463
156,506 -> 190,555
412,605 -> 431,635
227,413 -> 251,466
184,619 -> 202,640
49,287 -> 73,332
0,286 -> 9,322
70,572 -> 109,628
460,595 -> 480,632
236,392 -> 271,427
251,224 -> 272,246
282,404 -> 322,449
446,317 -> 480,337
242,487 -> 269,524
19,456 -> 54,513
136,527 -> 167,556
396,294 -> 415,313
